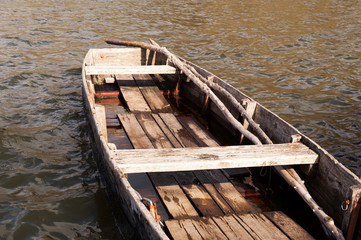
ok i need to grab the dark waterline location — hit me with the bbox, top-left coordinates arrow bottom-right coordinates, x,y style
0,0 -> 360,239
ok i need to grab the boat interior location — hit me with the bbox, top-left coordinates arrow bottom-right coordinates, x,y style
83,48 -> 330,239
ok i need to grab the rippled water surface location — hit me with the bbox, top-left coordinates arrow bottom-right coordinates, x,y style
0,0 -> 360,239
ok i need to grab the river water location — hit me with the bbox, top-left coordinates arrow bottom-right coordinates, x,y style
0,0 -> 360,239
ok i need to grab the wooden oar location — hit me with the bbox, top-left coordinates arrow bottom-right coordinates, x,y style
104,39 -> 344,239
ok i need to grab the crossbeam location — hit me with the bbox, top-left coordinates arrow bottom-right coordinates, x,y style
111,143 -> 318,174
85,65 -> 177,75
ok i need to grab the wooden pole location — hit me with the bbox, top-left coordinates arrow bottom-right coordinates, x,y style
104,39 -> 345,239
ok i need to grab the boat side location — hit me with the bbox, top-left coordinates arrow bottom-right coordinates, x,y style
82,48 -> 169,240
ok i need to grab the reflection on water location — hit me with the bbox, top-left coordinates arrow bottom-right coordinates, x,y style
0,0 -> 360,238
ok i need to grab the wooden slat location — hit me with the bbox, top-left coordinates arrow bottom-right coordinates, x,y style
85,65 -> 177,75
112,143 -> 319,173
132,74 -> 173,113
178,117 -> 219,147
152,114 -> 182,148
148,172 -> 199,218
120,87 -> 151,112
264,211 -> 315,239
195,170 -> 256,214
236,213 -> 289,240
115,74 -> 137,87
191,217 -> 227,240
140,86 -> 172,113
135,113 -> 173,149
133,74 -> 157,87
117,114 -> 153,149
173,171 -> 224,216
158,113 -> 199,148
165,218 -> 203,240
212,215 -> 253,240
194,170 -> 234,215
165,218 -> 227,240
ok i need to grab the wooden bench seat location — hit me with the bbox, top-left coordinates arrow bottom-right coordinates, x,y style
85,65 -> 177,75
112,139 -> 318,174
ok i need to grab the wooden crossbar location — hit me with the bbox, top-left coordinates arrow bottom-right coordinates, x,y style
111,143 -> 318,174
85,65 -> 177,75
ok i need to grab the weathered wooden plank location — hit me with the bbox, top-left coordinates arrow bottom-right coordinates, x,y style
165,218 -> 203,240
148,172 -> 199,219
112,143 -> 319,174
165,218 -> 227,240
85,65 -> 177,75
178,117 -> 219,147
117,114 -> 153,149
129,74 -> 173,113
158,113 -> 198,148
193,170 -> 234,215
198,170 -> 256,214
95,104 -> 107,143
152,114 -> 182,148
115,74 -> 137,87
140,86 -> 173,113
264,211 -> 315,239
173,171 -> 224,216
212,215 -> 253,240
191,217 -> 227,240
135,113 -> 173,149
236,213 -> 289,240
120,87 -> 151,112
133,74 -> 157,87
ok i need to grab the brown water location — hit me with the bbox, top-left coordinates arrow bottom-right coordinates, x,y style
0,0 -> 360,239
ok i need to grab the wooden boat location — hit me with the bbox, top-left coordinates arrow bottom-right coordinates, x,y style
82,40 -> 361,240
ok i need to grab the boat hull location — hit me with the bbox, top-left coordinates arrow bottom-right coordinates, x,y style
82,46 -> 361,239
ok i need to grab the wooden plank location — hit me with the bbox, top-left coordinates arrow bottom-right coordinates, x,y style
135,113 -> 173,149
85,65 -> 177,75
196,170 -> 256,214
191,217 -> 227,240
236,213 -> 289,240
140,86 -> 172,113
120,87 -> 151,112
112,143 -> 319,173
133,74 -> 157,87
178,117 -> 219,147
148,172 -> 199,218
95,104 -> 107,143
115,74 -> 137,87
131,74 -> 173,113
264,211 -> 315,239
173,171 -> 224,216
212,215 -> 253,240
158,113 -> 198,148
193,170 -> 234,215
165,218 -> 227,240
165,218 -> 203,240
152,114 -> 182,148
117,114 -> 153,149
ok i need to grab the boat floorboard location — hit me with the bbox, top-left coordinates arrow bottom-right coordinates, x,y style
97,73 -> 314,239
